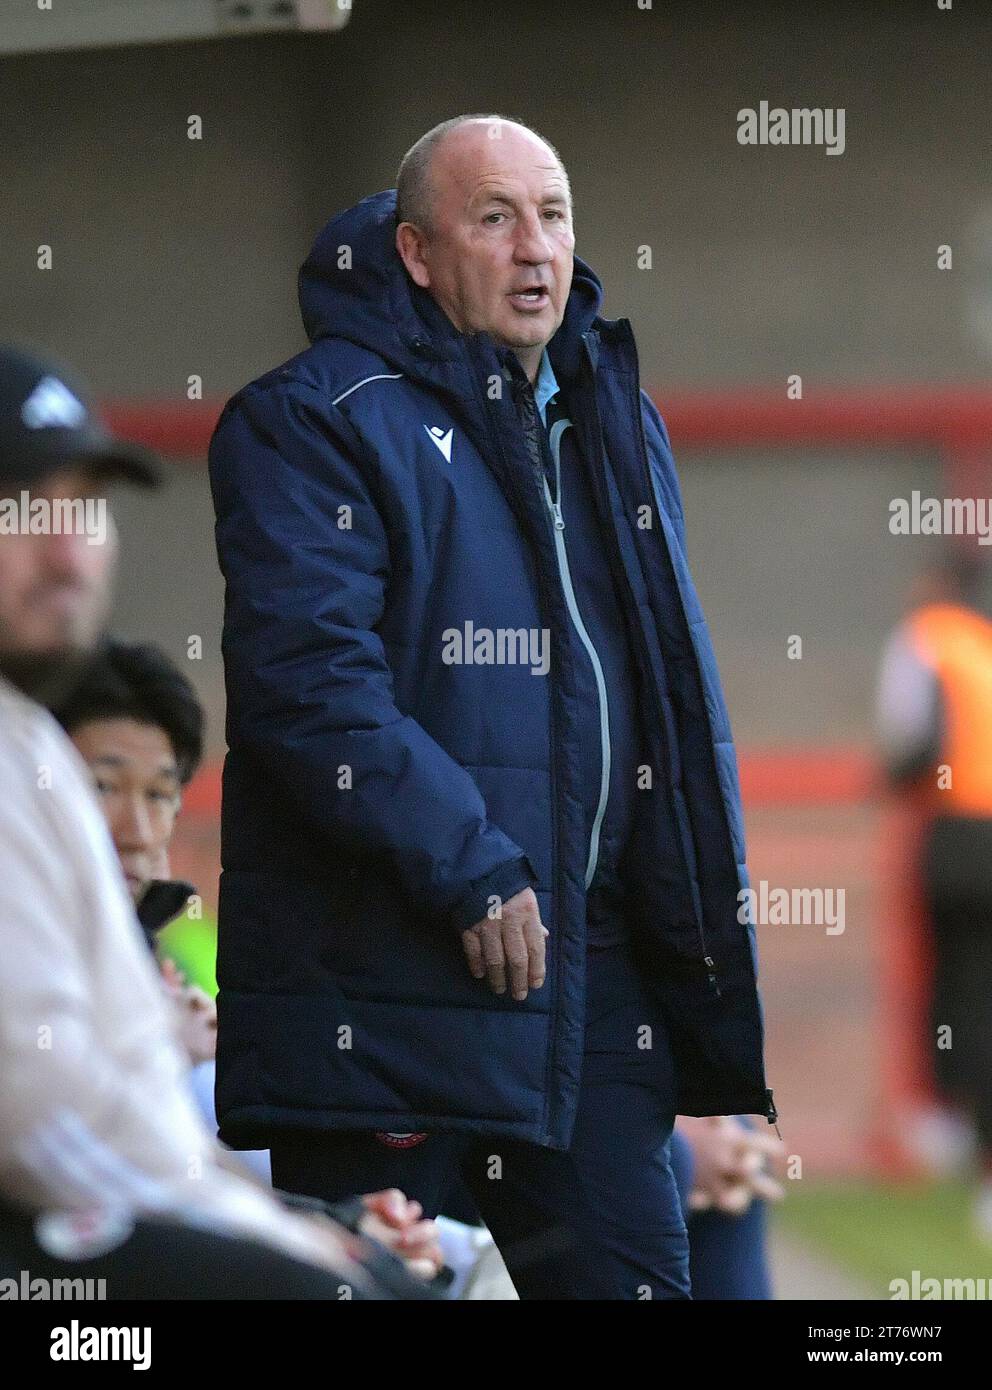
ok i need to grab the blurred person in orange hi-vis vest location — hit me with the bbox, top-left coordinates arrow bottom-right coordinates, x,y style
876,553 -> 992,1239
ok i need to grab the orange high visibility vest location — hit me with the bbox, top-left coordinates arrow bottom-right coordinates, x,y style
906,602 -> 992,815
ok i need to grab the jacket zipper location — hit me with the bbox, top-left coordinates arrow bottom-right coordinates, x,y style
464,349 -> 566,1145
544,415 -> 612,889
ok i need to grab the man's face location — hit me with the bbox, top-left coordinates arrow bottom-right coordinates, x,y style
0,467 -> 116,667
397,121 -> 575,374
69,717 -> 181,903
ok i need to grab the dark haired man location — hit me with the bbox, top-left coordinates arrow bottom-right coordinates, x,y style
54,639 -> 217,1069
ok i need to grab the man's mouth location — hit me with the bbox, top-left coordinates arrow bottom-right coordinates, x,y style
508,285 -> 550,310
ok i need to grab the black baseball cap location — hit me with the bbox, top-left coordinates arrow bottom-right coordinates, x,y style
0,344 -> 160,490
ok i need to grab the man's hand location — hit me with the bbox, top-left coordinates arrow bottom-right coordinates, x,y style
357,1188 -> 444,1280
161,958 -> 218,1065
461,887 -> 548,1001
676,1114 -> 785,1215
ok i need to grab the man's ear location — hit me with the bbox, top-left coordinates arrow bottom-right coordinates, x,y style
395,222 -> 431,290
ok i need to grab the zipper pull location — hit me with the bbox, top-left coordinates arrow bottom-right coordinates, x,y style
551,501 -> 565,530
703,955 -> 721,998
765,1088 -> 782,1141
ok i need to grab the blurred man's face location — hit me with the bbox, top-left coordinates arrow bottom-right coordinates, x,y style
69,718 -> 181,903
396,121 -> 574,382
0,467 -> 116,687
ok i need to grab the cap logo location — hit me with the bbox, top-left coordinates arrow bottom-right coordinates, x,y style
21,375 -> 87,431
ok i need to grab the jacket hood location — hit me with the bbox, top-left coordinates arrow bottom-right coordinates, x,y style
297,188 -> 605,384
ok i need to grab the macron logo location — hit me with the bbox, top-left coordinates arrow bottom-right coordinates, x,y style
21,376 -> 87,431
424,424 -> 453,463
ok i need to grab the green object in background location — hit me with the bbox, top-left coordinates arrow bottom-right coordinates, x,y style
156,909 -> 218,998
777,1180 -> 992,1297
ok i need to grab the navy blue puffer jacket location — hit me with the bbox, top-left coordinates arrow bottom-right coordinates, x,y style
208,188 -> 775,1151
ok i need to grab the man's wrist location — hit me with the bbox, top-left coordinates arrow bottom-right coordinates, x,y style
449,854 -> 537,933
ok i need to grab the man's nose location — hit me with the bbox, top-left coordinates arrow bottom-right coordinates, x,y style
42,528 -> 95,581
513,211 -> 555,263
113,793 -> 156,851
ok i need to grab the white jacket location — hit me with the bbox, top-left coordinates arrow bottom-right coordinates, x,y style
0,675 -> 336,1270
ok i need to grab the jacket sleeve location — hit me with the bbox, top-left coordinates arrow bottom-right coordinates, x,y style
209,379 -> 537,932
639,389 -> 688,555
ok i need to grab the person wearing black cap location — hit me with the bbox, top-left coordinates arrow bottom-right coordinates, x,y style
0,345 -> 157,706
0,344 -> 442,1297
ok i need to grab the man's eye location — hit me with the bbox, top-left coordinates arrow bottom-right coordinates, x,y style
483,212 -> 505,224
94,779 -> 114,796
